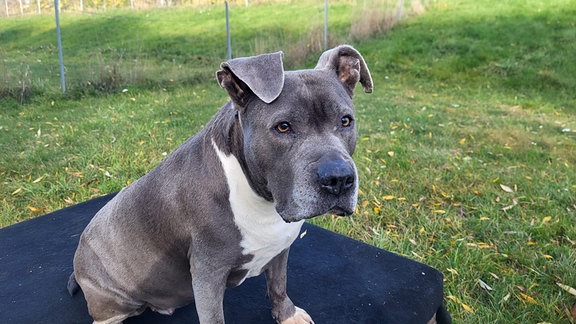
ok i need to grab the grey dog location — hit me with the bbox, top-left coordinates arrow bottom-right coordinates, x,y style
68,45 -> 373,324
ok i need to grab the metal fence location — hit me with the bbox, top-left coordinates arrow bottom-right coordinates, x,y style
2,0 -> 417,100
2,0 -> 252,17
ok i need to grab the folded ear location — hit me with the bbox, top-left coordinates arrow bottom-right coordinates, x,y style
216,52 -> 285,108
315,45 -> 373,97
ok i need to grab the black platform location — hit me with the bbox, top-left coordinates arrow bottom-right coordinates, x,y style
0,194 -> 450,323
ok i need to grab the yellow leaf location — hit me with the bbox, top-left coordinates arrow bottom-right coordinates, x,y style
382,195 -> 395,200
32,176 -> 44,183
500,184 -> 515,193
433,210 -> 446,214
419,227 -> 425,234
461,303 -> 475,313
12,188 -> 22,195
518,292 -> 537,304
373,207 -> 381,213
387,151 -> 395,157
27,206 -> 42,213
459,138 -> 466,145
542,254 -> 553,259
480,217 -> 490,221
542,216 -> 552,223
447,296 -> 475,313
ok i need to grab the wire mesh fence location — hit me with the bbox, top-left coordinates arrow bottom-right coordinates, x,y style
1,0 -> 424,101
2,0 -> 251,17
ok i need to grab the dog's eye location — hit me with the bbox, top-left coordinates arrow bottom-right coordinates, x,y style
275,121 -> 291,133
341,115 -> 353,127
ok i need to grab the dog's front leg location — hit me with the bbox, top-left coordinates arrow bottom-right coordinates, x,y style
191,266 -> 227,324
266,249 -> 314,324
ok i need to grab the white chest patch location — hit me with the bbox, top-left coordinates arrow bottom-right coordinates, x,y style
212,140 -> 304,281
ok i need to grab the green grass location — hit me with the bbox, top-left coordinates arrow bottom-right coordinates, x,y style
1,0 -> 575,322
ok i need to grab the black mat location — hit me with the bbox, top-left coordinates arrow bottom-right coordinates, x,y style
0,194 -> 450,323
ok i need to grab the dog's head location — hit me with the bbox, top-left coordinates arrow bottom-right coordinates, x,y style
216,45 -> 372,222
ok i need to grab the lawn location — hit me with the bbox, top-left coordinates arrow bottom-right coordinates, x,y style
1,0 -> 575,322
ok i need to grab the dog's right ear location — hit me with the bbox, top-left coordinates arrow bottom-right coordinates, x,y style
315,45 -> 373,98
216,52 -> 285,109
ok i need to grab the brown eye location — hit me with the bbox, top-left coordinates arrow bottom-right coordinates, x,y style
275,121 -> 291,133
341,115 -> 353,127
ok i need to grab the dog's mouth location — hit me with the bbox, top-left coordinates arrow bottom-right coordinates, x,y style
278,203 -> 355,223
328,205 -> 354,217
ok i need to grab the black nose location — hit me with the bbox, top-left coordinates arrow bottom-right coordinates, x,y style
317,158 -> 355,196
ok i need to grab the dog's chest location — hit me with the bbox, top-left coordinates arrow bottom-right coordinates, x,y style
213,141 -> 304,281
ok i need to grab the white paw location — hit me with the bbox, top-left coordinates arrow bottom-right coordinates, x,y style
280,307 -> 314,324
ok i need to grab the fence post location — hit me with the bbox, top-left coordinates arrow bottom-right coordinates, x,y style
397,0 -> 403,21
324,0 -> 328,50
226,1 -> 231,60
54,0 -> 66,93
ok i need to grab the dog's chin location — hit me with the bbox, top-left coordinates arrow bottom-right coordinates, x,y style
328,206 -> 354,217
277,205 -> 355,223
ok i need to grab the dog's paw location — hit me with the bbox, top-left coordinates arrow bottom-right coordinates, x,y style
280,307 -> 314,324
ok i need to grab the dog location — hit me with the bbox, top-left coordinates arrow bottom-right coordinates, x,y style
68,45 -> 373,324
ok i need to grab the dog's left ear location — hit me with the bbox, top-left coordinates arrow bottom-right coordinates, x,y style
315,45 -> 373,97
216,52 -> 285,108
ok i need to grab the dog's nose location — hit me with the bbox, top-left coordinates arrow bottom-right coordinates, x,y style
317,158 -> 355,196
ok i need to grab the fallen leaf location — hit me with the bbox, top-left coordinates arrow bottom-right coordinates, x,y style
501,199 -> 518,211
557,283 -> 576,296
571,302 -> 576,322
446,295 -> 475,313
27,206 -> 42,213
478,279 -> 493,291
299,229 -> 307,239
518,292 -> 537,304
11,188 -> 22,195
32,176 -> 44,183
461,302 -> 475,313
433,210 -> 446,214
382,195 -> 395,200
500,184 -> 515,193
387,151 -> 395,157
